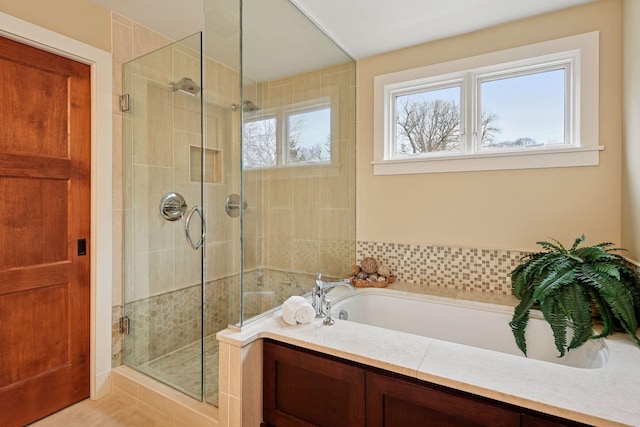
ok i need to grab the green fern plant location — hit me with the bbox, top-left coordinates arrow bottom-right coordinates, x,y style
510,235 -> 640,357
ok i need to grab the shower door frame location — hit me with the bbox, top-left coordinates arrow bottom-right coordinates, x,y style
122,32 -> 207,401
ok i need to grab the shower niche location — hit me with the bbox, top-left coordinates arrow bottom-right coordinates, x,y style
190,146 -> 222,184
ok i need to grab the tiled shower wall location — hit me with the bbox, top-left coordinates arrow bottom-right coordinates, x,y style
242,62 -> 357,280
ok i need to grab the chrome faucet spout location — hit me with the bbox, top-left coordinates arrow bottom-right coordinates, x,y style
313,273 -> 355,324
315,273 -> 354,291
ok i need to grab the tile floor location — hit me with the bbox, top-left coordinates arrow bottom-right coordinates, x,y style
27,394 -> 170,427
135,336 -> 219,405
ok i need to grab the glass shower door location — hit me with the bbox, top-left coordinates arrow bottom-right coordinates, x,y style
122,32 -> 205,400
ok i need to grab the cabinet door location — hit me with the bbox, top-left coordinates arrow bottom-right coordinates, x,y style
263,340 -> 365,427
522,413 -> 592,427
366,371 -> 521,427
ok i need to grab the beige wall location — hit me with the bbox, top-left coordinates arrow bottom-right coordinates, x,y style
0,0 -> 111,51
357,0 -> 623,253
622,0 -> 640,261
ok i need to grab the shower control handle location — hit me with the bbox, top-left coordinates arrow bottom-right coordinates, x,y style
159,192 -> 187,221
184,206 -> 206,250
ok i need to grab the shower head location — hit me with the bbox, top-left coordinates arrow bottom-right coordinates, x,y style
231,100 -> 261,112
242,100 -> 260,112
169,77 -> 201,96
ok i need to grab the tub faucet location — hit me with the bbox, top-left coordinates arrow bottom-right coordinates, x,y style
313,273 -> 355,321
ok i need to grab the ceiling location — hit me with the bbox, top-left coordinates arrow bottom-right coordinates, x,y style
93,0 -> 596,79
290,0 -> 596,59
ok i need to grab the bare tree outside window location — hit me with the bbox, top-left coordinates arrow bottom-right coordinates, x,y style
243,118 -> 276,167
395,91 -> 501,155
242,106 -> 331,168
395,96 -> 461,155
480,111 -> 500,147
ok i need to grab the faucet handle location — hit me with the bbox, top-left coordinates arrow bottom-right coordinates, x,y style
322,296 -> 335,326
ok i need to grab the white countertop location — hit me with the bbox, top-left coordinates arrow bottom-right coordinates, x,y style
217,283 -> 640,427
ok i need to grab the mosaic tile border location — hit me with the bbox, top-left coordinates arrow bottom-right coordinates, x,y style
357,241 -> 640,295
356,241 -> 529,295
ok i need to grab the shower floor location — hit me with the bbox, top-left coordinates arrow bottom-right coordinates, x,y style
135,335 -> 220,406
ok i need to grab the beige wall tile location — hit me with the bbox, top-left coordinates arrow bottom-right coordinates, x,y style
228,396 -> 241,427
132,165 -> 174,253
241,340 -> 263,427
132,22 -> 172,59
228,345 -> 242,399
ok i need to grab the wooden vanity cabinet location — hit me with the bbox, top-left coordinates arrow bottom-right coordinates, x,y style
262,340 -> 365,427
263,340 -> 591,427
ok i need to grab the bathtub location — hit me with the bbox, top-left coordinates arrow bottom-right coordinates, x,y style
330,288 -> 609,369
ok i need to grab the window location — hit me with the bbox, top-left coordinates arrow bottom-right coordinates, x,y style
477,66 -> 567,151
243,117 -> 277,168
394,82 -> 462,157
243,102 -> 331,169
374,32 -> 601,175
287,107 -> 331,164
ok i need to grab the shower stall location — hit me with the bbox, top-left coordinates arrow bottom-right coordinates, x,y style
121,0 -> 356,408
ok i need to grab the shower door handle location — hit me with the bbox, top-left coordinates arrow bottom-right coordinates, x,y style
184,206 -> 206,250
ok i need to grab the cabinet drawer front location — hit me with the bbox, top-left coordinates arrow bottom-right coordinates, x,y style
366,372 -> 521,427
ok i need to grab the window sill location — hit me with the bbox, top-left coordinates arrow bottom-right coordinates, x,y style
372,145 -> 604,175
244,162 -> 342,180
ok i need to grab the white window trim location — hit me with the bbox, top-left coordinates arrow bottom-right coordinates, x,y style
242,98 -> 342,179
373,32 -> 602,175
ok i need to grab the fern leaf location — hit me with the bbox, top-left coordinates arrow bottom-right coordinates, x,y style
590,291 -> 615,339
569,235 -> 586,251
593,263 -> 621,281
532,259 -> 576,302
536,238 -> 566,254
540,298 -> 568,357
559,286 -> 594,350
509,295 -> 536,356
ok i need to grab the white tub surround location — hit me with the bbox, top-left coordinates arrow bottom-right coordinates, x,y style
217,283 -> 640,427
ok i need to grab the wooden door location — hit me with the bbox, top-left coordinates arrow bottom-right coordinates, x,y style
0,35 -> 91,427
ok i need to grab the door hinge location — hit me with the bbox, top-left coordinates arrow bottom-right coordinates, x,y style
119,316 -> 130,334
119,94 -> 130,112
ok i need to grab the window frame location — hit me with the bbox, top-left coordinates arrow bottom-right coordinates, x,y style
373,32 -> 602,175
242,98 -> 333,170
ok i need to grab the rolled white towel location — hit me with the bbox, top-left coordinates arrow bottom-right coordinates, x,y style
294,300 -> 316,324
282,295 -> 314,325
